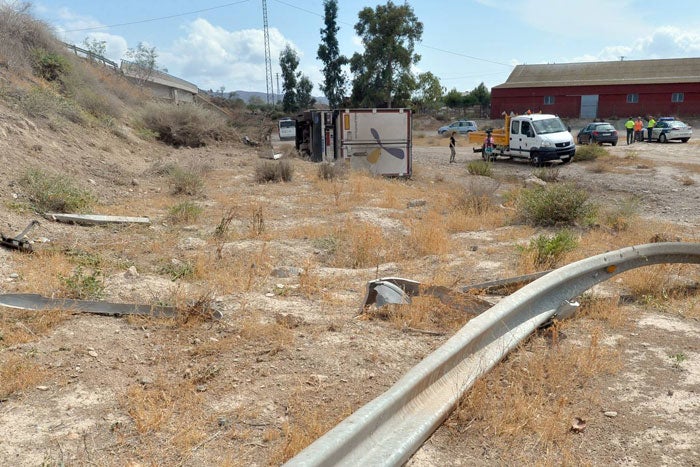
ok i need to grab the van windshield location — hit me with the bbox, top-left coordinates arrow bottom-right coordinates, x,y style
279,120 -> 295,128
532,118 -> 567,135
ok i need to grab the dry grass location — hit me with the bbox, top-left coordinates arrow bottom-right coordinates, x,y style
270,386 -> 353,464
364,293 -> 482,334
120,377 -> 208,463
450,324 -> 621,464
0,353 -> 48,399
577,294 -> 630,328
405,210 -> 451,257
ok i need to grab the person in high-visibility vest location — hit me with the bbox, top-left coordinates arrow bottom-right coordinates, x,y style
625,117 -> 635,145
647,116 -> 656,142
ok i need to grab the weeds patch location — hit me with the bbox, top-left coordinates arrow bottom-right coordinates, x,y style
19,168 -> 95,213
255,160 -> 294,183
516,183 -> 595,227
168,201 -> 203,224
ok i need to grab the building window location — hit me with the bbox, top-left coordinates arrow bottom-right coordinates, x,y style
672,92 -> 684,103
626,93 -> 639,103
543,95 -> 555,105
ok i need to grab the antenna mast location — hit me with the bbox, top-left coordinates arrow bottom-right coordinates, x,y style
262,0 -> 274,105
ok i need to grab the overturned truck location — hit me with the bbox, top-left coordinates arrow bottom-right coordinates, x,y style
295,108 -> 412,177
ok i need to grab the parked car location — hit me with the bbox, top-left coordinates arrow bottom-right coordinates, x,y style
577,122 -> 618,146
651,120 -> 692,143
437,120 -> 478,135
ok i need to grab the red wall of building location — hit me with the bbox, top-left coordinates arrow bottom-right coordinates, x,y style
491,83 -> 700,119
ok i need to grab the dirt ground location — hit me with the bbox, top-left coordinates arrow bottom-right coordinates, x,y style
0,109 -> 699,466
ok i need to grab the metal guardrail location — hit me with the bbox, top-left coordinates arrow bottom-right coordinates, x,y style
285,242 -> 700,466
63,42 -> 119,69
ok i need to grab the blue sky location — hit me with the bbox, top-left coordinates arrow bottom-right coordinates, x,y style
31,0 -> 700,96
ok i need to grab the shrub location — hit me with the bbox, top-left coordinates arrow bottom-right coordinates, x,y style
255,160 -> 294,183
19,168 -> 96,213
533,166 -> 560,183
573,144 -> 607,162
0,4 -> 62,73
168,201 -> 203,224
139,102 -> 229,147
159,259 -> 194,281
20,87 -> 84,123
524,230 -> 578,268
168,166 -> 204,196
467,160 -> 493,177
516,183 -> 595,227
31,48 -> 69,82
317,162 -> 342,180
60,266 -> 104,299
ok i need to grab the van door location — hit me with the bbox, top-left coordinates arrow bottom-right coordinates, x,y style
509,119 -> 522,156
520,120 -> 536,157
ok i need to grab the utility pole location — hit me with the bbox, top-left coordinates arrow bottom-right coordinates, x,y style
262,0 -> 274,105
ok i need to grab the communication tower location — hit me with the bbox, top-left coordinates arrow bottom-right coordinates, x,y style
262,0 -> 274,104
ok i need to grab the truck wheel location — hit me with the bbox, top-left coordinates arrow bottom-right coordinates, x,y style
531,154 -> 542,166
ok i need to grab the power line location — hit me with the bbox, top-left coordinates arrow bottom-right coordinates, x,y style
270,0 -> 513,69
61,0 -> 251,32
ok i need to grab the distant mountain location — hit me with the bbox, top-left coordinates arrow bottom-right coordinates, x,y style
200,89 -> 328,106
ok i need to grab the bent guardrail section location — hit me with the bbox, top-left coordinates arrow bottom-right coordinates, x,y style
285,242 -> 700,466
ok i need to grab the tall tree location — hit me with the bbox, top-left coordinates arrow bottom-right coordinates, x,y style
279,45 -> 299,113
469,82 -> 491,117
317,0 -> 347,109
297,75 -> 316,110
349,1 -> 423,108
413,71 -> 443,111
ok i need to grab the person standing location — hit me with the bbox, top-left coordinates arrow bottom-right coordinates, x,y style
625,117 -> 635,144
647,116 -> 656,142
634,116 -> 643,142
449,131 -> 456,163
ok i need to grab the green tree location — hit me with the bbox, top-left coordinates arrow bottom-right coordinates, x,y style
317,0 -> 347,109
413,71 -> 443,111
297,75 -> 316,110
469,82 -> 491,117
444,87 -> 466,109
124,42 -> 160,85
82,37 -> 106,60
279,44 -> 299,113
349,1 -> 423,108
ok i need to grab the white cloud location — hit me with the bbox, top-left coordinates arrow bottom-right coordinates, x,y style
162,18 -> 299,92
48,8 -> 128,63
571,26 -> 700,62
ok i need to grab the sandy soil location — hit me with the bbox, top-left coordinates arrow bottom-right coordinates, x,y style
0,109 -> 698,465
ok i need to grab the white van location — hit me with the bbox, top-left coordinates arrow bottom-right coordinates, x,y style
278,118 -> 296,140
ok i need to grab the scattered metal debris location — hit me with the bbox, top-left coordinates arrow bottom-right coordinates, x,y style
242,135 -> 260,147
44,213 -> 151,226
362,277 -> 420,309
0,293 -> 222,320
0,220 -> 40,252
362,277 -> 491,316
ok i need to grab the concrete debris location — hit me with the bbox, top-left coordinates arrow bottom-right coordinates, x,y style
44,213 -> 151,226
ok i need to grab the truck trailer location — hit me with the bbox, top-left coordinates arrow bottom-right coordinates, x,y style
296,108 -> 412,177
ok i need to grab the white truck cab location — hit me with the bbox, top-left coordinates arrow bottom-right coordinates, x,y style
469,113 -> 575,164
508,114 -> 575,163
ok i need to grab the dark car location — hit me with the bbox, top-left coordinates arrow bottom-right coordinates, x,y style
577,122 -> 618,146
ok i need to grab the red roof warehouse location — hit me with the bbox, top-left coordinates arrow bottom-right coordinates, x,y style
490,58 -> 700,119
